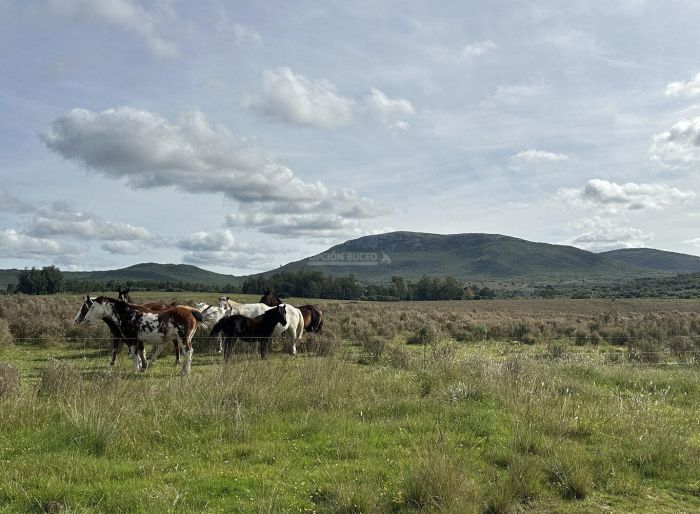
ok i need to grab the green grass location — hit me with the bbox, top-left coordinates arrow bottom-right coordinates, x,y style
1,296 -> 700,512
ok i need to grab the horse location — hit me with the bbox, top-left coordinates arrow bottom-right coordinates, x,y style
218,296 -> 272,318
258,290 -> 305,354
194,302 -> 228,353
117,288 -> 191,364
80,295 -> 202,375
297,305 -> 323,333
118,287 -> 171,311
209,305 -> 287,360
75,295 -> 130,367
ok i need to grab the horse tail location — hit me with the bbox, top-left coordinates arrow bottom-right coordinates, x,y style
192,310 -> 203,323
310,307 -> 321,332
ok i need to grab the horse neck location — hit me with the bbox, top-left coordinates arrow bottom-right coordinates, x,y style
260,308 -> 282,330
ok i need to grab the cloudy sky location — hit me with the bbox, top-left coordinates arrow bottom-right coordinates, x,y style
3,0 -> 700,274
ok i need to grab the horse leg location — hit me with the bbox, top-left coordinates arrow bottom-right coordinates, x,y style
180,339 -> 193,376
138,343 -> 148,371
173,338 -> 180,365
148,340 -> 166,368
129,344 -> 140,373
109,337 -> 121,367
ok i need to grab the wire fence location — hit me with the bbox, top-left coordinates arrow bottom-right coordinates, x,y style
4,333 -> 700,368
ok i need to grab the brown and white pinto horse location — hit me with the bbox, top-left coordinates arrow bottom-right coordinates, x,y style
209,305 -> 287,360
81,296 -> 202,374
75,295 -> 131,367
117,288 -> 185,363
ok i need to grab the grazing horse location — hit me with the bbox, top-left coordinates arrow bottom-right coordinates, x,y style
258,290 -> 305,354
209,305 -> 287,360
80,296 -> 202,375
75,295 -> 130,367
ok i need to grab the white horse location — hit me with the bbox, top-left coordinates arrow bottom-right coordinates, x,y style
218,296 -> 271,318
194,302 -> 228,353
273,303 -> 305,354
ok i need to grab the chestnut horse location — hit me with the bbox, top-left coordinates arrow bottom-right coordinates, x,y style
80,296 -> 202,374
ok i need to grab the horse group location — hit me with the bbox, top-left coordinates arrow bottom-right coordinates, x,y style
74,287 -> 323,375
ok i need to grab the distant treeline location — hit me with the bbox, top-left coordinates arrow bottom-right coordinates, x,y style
5,267 -> 240,295
242,270 -> 496,301
9,266 -> 700,300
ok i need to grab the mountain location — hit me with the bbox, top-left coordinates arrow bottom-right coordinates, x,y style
270,232 -> 654,283
64,263 -> 241,286
600,248 -> 700,273
5,233 -> 700,290
0,263 -> 241,290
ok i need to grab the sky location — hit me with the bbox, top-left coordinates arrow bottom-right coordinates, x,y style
3,0 -> 700,275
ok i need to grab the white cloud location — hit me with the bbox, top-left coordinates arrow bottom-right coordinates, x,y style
461,40 -> 496,59
364,88 -> 415,130
491,82 -> 549,104
101,241 -> 139,254
683,237 -> 700,247
0,228 -> 84,259
226,212 -> 362,239
176,228 -> 247,252
650,116 -> 700,164
27,202 -> 152,240
665,72 -> 700,99
564,217 -> 652,252
558,179 -> 695,211
510,149 -> 569,164
246,67 -> 354,128
42,107 -> 386,234
46,0 -> 176,57
176,228 -> 263,266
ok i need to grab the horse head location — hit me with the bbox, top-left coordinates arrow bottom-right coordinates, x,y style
274,304 -> 288,327
259,290 -> 282,307
74,294 -> 94,323
117,287 -> 132,303
79,295 -> 111,323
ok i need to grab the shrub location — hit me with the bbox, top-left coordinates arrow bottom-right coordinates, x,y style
407,324 -> 439,345
38,360 -> 83,397
627,339 -> 663,363
0,362 -> 21,397
400,449 -> 478,512
0,318 -> 12,347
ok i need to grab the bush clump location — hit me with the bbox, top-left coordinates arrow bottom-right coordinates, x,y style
0,362 -> 21,397
38,360 -> 83,397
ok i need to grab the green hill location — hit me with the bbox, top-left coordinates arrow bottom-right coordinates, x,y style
600,248 -> 700,273
271,231 -> 655,283
64,263 -> 241,287
0,263 -> 241,290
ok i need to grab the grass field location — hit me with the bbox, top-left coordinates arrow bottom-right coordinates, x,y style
1,294 -> 699,512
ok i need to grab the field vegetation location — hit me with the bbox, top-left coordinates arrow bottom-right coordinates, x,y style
0,293 -> 699,512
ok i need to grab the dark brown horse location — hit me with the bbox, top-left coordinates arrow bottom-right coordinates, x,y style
209,305 -> 287,361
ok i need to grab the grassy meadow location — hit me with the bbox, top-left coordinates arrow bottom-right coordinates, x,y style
0,293 -> 699,512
